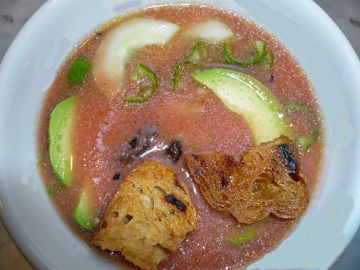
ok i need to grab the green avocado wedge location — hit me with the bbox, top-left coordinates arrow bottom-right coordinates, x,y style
73,191 -> 95,230
191,68 -> 293,144
48,96 -> 75,187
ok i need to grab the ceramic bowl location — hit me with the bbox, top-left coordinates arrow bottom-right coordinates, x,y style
1,0 -> 360,269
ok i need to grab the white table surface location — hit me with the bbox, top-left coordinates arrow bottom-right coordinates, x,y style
0,0 -> 359,269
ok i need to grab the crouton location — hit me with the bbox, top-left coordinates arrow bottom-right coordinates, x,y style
91,161 -> 197,270
185,136 -> 309,224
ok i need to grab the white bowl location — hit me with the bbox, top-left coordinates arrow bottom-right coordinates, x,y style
1,0 -> 360,269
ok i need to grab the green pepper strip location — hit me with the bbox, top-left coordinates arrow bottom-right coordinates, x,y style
172,61 -> 196,91
172,42 -> 207,91
67,58 -> 91,85
47,188 -> 56,197
284,101 -> 319,151
125,64 -> 158,103
227,228 -> 257,244
187,41 -> 208,63
224,40 -> 266,66
264,50 -> 274,68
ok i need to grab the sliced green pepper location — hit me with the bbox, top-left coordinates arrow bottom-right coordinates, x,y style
125,64 -> 158,103
47,188 -> 56,197
264,50 -> 274,68
171,42 -> 207,91
224,40 -> 266,66
227,228 -> 257,244
187,41 -> 208,63
172,61 -> 196,91
284,101 -> 319,151
67,58 -> 91,85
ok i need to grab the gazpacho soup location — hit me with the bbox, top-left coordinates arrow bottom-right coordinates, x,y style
37,3 -> 324,270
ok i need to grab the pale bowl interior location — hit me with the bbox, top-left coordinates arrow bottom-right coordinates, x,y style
0,0 -> 360,269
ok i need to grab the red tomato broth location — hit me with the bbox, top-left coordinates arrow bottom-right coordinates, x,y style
37,4 -> 324,270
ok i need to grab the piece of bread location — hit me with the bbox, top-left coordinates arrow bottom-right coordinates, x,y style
92,161 -> 197,270
185,136 -> 309,224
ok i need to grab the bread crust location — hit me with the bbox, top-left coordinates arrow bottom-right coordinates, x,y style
92,161 -> 197,270
185,136 -> 309,224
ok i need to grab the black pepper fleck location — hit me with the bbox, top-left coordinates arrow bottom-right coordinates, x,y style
192,154 -> 200,160
221,177 -> 228,187
129,137 -> 138,148
194,169 -> 201,179
113,172 -> 121,180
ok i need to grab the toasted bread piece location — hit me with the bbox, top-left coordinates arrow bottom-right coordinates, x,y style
92,161 -> 197,270
185,136 -> 309,224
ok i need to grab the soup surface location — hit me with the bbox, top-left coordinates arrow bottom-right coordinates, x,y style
37,4 -> 324,270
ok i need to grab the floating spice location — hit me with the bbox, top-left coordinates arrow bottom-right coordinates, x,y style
113,173 -> 121,180
165,141 -> 183,162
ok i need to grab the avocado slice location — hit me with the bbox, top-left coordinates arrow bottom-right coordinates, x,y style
73,191 -> 95,230
48,96 -> 75,187
191,68 -> 293,144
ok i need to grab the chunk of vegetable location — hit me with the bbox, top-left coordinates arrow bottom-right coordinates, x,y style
47,188 -> 56,197
227,228 -> 257,244
125,64 -> 158,103
284,102 -> 319,150
74,191 -> 95,230
93,18 -> 180,97
48,96 -> 75,187
67,58 -> 91,85
186,41 -> 208,63
172,61 -> 195,91
224,41 -> 266,66
191,68 -> 293,144
264,50 -> 275,68
189,19 -> 234,42
172,41 -> 207,91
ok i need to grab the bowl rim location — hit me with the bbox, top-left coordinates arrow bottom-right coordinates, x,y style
1,0 -> 360,270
